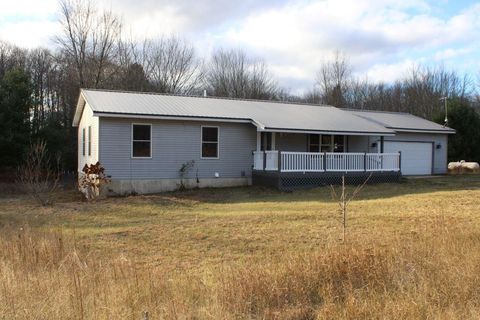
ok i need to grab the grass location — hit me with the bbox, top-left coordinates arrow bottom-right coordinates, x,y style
1,175 -> 480,318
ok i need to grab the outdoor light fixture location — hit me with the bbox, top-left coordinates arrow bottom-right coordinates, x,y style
371,142 -> 377,148
436,144 -> 442,149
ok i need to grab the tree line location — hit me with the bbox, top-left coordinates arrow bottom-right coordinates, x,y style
1,0 -> 479,173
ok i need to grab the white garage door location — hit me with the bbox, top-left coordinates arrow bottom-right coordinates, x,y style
384,141 -> 432,175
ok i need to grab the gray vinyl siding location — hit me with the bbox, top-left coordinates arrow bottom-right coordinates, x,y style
276,133 -> 307,151
374,132 -> 448,174
99,117 -> 257,180
347,136 -> 381,153
277,133 -> 376,153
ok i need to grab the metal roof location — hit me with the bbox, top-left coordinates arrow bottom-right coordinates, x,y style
74,89 -> 395,135
348,110 -> 455,134
73,89 -> 453,136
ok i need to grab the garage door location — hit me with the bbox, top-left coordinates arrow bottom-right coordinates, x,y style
384,141 -> 432,175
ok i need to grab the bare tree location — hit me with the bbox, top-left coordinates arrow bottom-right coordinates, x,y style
56,0 -> 122,88
315,50 -> 352,107
206,48 -> 278,99
113,38 -> 150,91
0,41 -> 27,80
330,174 -> 371,243
142,37 -> 204,94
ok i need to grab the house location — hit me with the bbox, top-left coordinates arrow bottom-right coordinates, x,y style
73,89 -> 455,194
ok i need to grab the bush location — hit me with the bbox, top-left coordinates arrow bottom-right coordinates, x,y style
17,140 -> 61,205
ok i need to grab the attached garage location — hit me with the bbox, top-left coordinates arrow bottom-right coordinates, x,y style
350,110 -> 455,175
384,141 -> 433,175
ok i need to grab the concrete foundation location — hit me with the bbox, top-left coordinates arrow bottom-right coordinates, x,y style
104,177 -> 251,195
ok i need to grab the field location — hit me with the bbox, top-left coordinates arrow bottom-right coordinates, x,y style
1,176 -> 480,319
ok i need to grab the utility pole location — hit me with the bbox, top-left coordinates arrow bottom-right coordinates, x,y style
440,96 -> 448,127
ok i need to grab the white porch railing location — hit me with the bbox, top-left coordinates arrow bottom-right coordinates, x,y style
265,151 -> 279,171
281,151 -> 324,172
253,151 -> 400,172
325,152 -> 365,172
253,151 -> 264,170
365,153 -> 400,172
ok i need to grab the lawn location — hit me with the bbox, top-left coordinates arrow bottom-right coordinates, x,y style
1,175 -> 480,319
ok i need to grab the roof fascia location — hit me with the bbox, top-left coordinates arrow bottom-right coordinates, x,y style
391,128 -> 456,134
260,127 -> 396,136
72,90 -> 87,127
93,111 -> 255,125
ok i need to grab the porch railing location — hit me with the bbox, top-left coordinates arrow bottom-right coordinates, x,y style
253,151 -> 400,173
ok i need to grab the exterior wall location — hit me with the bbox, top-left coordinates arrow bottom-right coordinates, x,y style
98,117 -> 257,193
275,133 -> 374,153
77,103 -> 99,172
275,133 -> 308,151
373,132 -> 448,174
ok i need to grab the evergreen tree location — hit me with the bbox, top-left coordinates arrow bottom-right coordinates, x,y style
0,68 -> 32,168
434,100 -> 480,162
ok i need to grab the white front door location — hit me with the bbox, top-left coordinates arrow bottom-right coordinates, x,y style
384,141 -> 433,175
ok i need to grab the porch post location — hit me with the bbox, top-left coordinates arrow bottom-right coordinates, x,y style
277,151 -> 281,172
256,131 -> 261,151
272,132 -> 276,150
364,152 -> 367,172
380,136 -> 384,153
263,151 -> 266,171
323,152 -> 327,172
398,151 -> 402,173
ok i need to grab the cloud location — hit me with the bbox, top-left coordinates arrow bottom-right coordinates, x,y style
0,0 -> 479,92
98,0 -> 290,36
0,19 -> 59,49
0,0 -> 57,17
215,0 -> 480,91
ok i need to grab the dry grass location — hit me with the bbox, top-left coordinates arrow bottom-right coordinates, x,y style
1,176 -> 480,319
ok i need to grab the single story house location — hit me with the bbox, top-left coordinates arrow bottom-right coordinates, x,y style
73,89 -> 455,194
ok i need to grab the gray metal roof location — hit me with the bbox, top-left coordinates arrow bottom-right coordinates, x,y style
348,110 -> 455,134
74,89 -> 396,135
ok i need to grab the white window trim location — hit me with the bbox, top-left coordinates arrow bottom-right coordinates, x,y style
131,123 -> 152,159
200,125 -> 219,159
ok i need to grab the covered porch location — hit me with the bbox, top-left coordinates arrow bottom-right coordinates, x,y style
251,131 -> 402,190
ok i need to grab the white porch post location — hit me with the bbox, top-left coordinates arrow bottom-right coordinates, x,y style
256,131 -> 261,151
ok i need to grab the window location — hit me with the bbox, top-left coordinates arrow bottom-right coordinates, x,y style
308,134 -> 320,152
310,135 -> 345,152
82,128 -> 86,156
88,126 -> 92,156
132,124 -> 151,158
333,135 -> 344,152
201,126 -> 219,158
321,135 -> 332,152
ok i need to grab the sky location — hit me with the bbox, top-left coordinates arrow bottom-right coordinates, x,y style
0,0 -> 479,94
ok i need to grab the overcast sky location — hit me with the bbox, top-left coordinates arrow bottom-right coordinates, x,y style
1,0 -> 479,94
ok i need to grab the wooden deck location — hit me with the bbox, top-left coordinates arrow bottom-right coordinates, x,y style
252,151 -> 402,190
